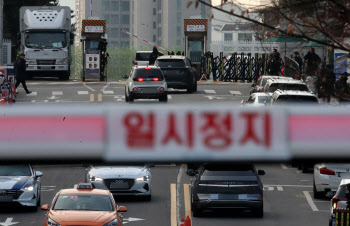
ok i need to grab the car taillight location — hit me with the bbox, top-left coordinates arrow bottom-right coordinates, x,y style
332,196 -> 347,209
153,78 -> 159,81
134,61 -> 138,66
132,87 -> 138,93
320,167 -> 336,175
159,87 -> 165,93
145,68 -> 152,70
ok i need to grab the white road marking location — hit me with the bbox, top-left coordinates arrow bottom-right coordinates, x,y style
281,164 -> 289,169
114,95 -> 125,99
204,90 -> 216,94
42,186 -> 56,188
230,91 -> 242,95
103,90 -> 114,95
26,92 -> 37,96
303,191 -> 319,211
123,217 -> 145,224
204,95 -> 226,100
265,184 -> 312,188
300,180 -> 311,182
277,186 -> 284,191
31,100 -> 36,103
52,91 -> 63,96
83,83 -> 96,92
0,218 -> 19,226
48,96 -> 59,100
101,83 -> 111,92
44,100 -> 49,103
168,95 -> 172,99
264,186 -> 274,191
78,91 -> 89,95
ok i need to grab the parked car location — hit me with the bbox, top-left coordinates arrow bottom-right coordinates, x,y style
86,165 -> 152,200
314,163 -> 350,199
250,75 -> 292,94
123,66 -> 168,102
0,164 -> 43,209
263,78 -> 309,93
190,164 -> 265,218
329,179 -> 350,226
155,55 -> 197,93
270,90 -> 319,105
41,183 -> 127,226
241,93 -> 272,106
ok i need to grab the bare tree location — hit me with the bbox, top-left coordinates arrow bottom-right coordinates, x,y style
188,0 -> 350,52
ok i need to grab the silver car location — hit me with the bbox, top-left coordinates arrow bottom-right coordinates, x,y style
86,165 -> 152,200
123,66 -> 168,102
0,164 -> 43,209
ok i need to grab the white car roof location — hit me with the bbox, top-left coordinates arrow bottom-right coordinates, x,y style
273,90 -> 316,97
267,79 -> 306,84
262,76 -> 293,80
340,179 -> 350,185
254,93 -> 272,97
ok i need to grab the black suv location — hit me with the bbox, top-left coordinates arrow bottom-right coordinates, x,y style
190,164 -> 265,217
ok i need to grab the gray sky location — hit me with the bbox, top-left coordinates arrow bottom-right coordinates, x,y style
59,0 -> 75,23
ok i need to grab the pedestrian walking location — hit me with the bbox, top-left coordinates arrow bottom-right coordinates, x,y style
176,51 -> 181,55
15,54 -> 31,94
304,48 -> 321,75
293,52 -> 303,71
306,73 -> 318,95
148,46 -> 162,65
317,75 -> 332,103
268,49 -> 281,76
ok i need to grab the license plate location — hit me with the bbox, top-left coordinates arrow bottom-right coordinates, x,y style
0,196 -> 13,202
110,183 -> 129,189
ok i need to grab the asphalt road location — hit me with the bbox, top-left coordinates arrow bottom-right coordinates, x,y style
0,81 -> 331,225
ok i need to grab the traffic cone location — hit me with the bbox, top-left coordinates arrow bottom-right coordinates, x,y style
0,64 -> 4,75
180,218 -> 185,226
184,216 -> 191,226
200,74 -> 207,80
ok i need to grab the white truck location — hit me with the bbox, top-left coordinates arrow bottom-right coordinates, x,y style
19,6 -> 73,80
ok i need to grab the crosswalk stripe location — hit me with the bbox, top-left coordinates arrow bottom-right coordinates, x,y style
168,95 -> 172,99
26,92 -> 37,96
52,91 -> 63,96
204,90 -> 216,94
78,91 -> 89,95
230,91 -> 242,95
103,90 -> 114,95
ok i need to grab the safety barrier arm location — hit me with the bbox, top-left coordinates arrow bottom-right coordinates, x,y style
0,104 -> 350,163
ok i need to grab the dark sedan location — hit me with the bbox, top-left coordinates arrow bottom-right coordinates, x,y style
190,164 -> 265,217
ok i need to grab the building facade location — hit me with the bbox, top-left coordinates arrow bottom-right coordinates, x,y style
75,0 -> 211,50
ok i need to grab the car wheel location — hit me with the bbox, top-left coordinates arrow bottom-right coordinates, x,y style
36,194 -> 41,207
313,181 -> 324,199
302,164 -> 308,173
159,94 -> 168,102
192,204 -> 201,217
193,78 -> 197,92
187,82 -> 194,93
297,163 -> 302,170
129,92 -> 134,102
125,88 -> 129,102
254,207 -> 264,218
145,195 -> 152,201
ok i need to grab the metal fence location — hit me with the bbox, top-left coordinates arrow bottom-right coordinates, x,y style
200,52 -> 300,82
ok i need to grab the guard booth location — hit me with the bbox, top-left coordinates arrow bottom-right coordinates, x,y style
81,19 -> 108,81
184,19 -> 208,80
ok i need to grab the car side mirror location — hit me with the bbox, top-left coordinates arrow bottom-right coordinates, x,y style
35,171 -> 43,177
186,169 -> 197,176
122,75 -> 128,79
258,170 -> 265,175
118,206 -> 127,212
326,191 -> 335,198
41,204 -> 49,210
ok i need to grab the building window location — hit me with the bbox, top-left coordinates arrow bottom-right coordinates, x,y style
201,3 -> 205,11
177,39 -> 181,47
120,15 -> 130,24
111,1 -> 119,11
238,33 -> 253,41
177,13 -> 181,23
158,27 -> 162,37
177,0 -> 181,11
120,1 -> 130,11
157,0 -> 162,10
111,28 -> 120,38
153,35 -> 156,42
224,33 -> 233,41
153,8 -> 156,15
201,13 -> 206,19
157,14 -> 161,23
111,15 -> 119,24
102,14 -> 110,24
177,26 -> 181,37
102,0 -> 110,11
153,22 -> 156,29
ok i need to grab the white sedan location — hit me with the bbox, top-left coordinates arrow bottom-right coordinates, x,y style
241,93 -> 272,106
313,163 -> 350,199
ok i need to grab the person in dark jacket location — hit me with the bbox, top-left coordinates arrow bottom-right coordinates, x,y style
304,48 -> 321,75
268,49 -> 281,75
15,54 -> 31,94
293,52 -> 303,71
148,46 -> 162,65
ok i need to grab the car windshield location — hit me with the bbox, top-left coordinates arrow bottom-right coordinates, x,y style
156,59 -> 186,68
136,52 -> 152,61
53,194 -> 114,211
0,165 -> 31,176
268,83 -> 309,92
133,69 -> 164,79
275,95 -> 318,103
25,32 -> 67,49
261,78 -> 270,86
258,96 -> 270,103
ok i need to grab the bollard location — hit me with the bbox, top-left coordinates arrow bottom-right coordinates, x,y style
180,218 -> 185,226
184,216 -> 191,226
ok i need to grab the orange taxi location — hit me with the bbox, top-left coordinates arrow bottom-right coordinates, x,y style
41,183 -> 127,226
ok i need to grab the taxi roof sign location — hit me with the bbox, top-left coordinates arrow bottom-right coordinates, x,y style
76,183 -> 94,190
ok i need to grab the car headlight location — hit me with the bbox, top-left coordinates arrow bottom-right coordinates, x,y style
23,186 -> 34,191
47,217 -> 61,226
89,175 -> 103,181
136,176 -> 150,181
103,219 -> 118,226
